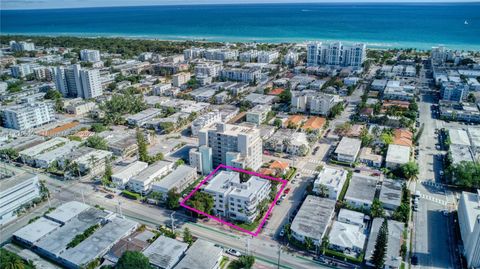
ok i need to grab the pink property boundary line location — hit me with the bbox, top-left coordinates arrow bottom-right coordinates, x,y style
179,164 -> 288,237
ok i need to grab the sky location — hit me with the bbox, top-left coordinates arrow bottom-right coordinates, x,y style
1,0 -> 478,10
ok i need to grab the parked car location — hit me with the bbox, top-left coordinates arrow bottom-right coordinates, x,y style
226,248 -> 242,257
284,188 -> 291,194
105,194 -> 114,199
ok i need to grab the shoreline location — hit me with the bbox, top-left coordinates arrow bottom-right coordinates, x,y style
2,32 -> 479,51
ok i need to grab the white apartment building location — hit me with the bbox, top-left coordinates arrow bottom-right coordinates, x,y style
284,51 -> 298,66
111,161 -> 149,187
54,64 -> 81,97
172,72 -> 191,87
197,123 -> 263,171
128,161 -> 173,194
33,67 -> 54,81
204,171 -> 270,223
257,51 -> 279,63
458,190 -> 480,268
307,41 -> 366,69
10,63 -> 33,78
220,67 -> 261,83
334,137 -> 362,164
54,64 -> 102,99
183,48 -> 205,60
313,166 -> 348,200
10,40 -> 35,51
189,145 -> 213,175
1,101 -> 55,131
79,69 -> 103,98
80,49 -> 101,62
239,50 -> 258,62
152,83 -> 172,96
191,111 -> 222,136
151,165 -> 197,199
204,49 -> 238,61
291,90 -> 336,116
246,105 -> 271,125
126,108 -> 162,127
195,62 -> 223,78
0,172 -> 40,225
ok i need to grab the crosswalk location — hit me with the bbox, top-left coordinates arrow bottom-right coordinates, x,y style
420,193 -> 448,206
308,159 -> 323,165
301,169 -> 318,176
420,180 -> 445,189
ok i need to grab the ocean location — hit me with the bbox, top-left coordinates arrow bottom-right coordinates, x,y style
1,3 -> 480,50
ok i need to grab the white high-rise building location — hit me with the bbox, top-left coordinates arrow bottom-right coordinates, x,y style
1,102 -> 55,131
80,69 -> 103,98
284,51 -> 298,66
80,49 -> 101,62
204,170 -> 270,223
10,40 -> 35,52
307,41 -> 366,69
54,64 -> 102,99
195,123 -> 263,171
458,190 -> 480,268
10,64 -> 33,78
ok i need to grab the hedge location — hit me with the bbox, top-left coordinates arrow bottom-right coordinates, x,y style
122,190 -> 141,200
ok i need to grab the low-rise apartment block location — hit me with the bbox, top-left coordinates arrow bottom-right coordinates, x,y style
204,171 -> 270,223
313,166 -> 348,200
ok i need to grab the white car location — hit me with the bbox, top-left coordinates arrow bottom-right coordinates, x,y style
226,248 -> 242,257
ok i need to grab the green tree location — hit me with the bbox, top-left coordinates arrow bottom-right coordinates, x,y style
0,148 -> 19,161
44,89 -> 62,99
450,161 -> 480,188
116,251 -> 151,269
103,159 -> 112,181
166,188 -> 181,210
90,123 -> 108,133
370,198 -> 385,218
401,162 -> 419,180
228,255 -> 255,269
85,135 -> 108,150
371,218 -> 389,269
304,237 -> 314,250
328,102 -> 345,119
273,118 -> 282,128
183,227 -> 194,246
360,127 -> 373,147
279,89 -> 292,104
186,192 -> 214,217
136,129 -> 149,163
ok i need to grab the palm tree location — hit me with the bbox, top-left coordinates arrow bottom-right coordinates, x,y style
304,237 -> 314,251
88,155 -> 98,175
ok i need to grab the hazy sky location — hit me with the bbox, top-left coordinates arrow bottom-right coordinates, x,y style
2,0 -> 478,10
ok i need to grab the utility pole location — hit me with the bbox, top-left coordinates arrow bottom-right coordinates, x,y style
170,212 -> 176,233
81,189 -> 85,205
246,236 -> 251,255
277,244 -> 281,269
118,200 -> 123,217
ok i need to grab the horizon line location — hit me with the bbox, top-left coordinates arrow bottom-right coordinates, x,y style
2,1 -> 479,11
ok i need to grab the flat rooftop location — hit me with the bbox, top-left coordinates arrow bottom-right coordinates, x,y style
291,195 -> 336,241
386,144 -> 411,164
45,201 -> 90,224
151,165 -> 196,192
345,174 -> 379,204
35,207 -> 109,257
0,171 -> 37,193
142,236 -> 188,269
174,239 -> 223,269
13,217 -> 61,245
335,137 -> 361,157
60,216 -> 137,268
379,179 -> 403,208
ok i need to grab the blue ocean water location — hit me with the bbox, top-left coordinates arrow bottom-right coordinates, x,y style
1,3 -> 480,50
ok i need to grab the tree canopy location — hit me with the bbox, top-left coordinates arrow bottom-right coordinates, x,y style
371,219 -> 389,269
116,251 -> 151,269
